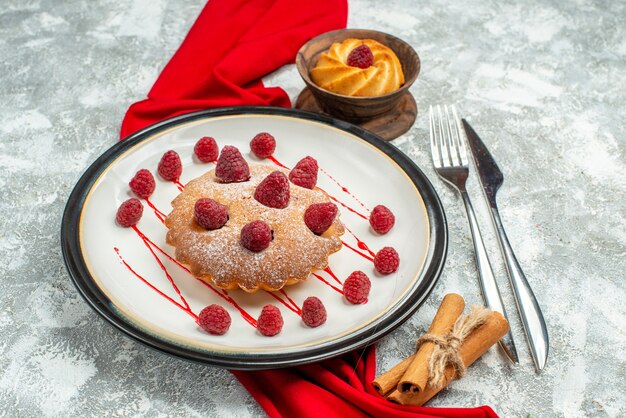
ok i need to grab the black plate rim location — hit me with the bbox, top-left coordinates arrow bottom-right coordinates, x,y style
61,106 -> 447,370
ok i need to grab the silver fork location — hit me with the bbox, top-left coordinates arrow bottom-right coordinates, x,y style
429,104 -> 519,364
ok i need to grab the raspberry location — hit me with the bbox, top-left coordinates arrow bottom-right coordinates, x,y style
301,296 -> 327,327
254,171 -> 290,209
215,145 -> 250,183
289,156 -> 318,189
374,246 -> 400,275
116,198 -> 143,227
343,271 -> 371,304
240,220 -> 272,252
129,169 -> 155,199
158,150 -> 182,181
197,304 -> 231,335
194,198 -> 228,230
257,304 -> 283,336
194,136 -> 219,163
347,44 -> 374,69
304,202 -> 338,235
369,205 -> 395,234
250,132 -> 276,159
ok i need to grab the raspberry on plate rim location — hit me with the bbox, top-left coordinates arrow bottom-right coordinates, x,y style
116,198 -> 143,227
302,296 -> 327,327
194,136 -> 219,163
250,132 -> 276,159
343,271 -> 371,304
374,246 -> 400,275
158,150 -> 183,182
369,204 -> 395,234
129,169 -> 156,199
197,304 -> 232,335
257,304 -> 284,336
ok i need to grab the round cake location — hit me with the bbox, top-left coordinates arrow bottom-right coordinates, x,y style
165,164 -> 344,292
310,38 -> 405,97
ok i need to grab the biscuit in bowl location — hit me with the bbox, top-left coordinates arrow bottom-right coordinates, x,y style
311,38 -> 405,97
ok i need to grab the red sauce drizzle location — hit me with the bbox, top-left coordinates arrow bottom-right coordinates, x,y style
114,247 -> 197,321
265,290 -> 302,315
213,288 -> 257,327
320,167 -> 370,212
343,225 -> 376,258
267,156 -> 289,169
312,273 -> 343,294
145,198 -> 166,223
174,180 -> 185,191
323,266 -> 342,285
327,194 -> 368,220
341,240 -> 374,262
135,229 -> 191,311
280,289 -> 302,314
129,226 -> 257,327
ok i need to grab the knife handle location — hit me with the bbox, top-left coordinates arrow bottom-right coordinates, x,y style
460,191 -> 507,313
459,190 -> 518,363
490,206 -> 549,372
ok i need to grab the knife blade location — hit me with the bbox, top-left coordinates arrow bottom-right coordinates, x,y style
462,119 -> 550,372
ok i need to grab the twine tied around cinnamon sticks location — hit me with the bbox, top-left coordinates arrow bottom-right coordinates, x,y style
372,293 -> 510,406
415,305 -> 491,388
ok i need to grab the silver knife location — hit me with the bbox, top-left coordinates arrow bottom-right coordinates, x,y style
462,119 -> 549,372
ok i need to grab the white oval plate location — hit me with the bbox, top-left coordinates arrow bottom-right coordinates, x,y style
62,107 -> 447,369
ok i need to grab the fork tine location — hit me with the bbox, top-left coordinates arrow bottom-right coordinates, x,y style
450,105 -> 468,165
444,105 -> 461,166
429,106 -> 442,167
436,105 -> 451,167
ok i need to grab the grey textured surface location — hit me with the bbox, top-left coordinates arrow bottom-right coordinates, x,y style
1,0 -> 625,416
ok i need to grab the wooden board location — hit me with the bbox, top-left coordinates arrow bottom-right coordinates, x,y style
295,87 -> 417,141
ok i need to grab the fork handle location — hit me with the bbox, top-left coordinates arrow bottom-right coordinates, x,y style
460,190 -> 518,363
460,191 -> 508,314
489,205 -> 549,372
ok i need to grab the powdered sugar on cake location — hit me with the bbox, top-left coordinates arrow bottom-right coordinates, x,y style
165,164 -> 344,292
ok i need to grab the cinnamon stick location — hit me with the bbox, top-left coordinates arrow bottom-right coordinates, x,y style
372,355 -> 414,397
387,310 -> 509,406
398,293 -> 465,394
372,293 -> 465,396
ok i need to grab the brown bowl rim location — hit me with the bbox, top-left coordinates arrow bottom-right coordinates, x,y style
296,28 -> 420,101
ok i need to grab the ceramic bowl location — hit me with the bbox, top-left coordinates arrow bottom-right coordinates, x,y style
296,29 -> 420,122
